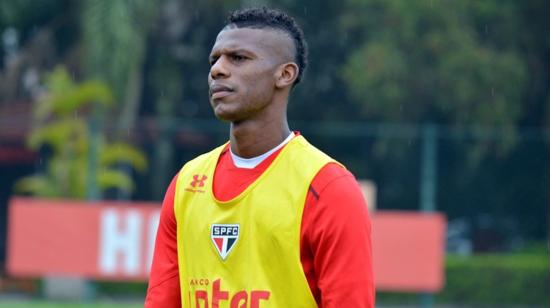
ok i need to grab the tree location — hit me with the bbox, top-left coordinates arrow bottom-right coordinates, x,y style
15,67 -> 147,198
80,0 -> 157,135
341,0 -> 525,127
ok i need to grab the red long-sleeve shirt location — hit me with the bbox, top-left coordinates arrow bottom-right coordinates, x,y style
145,142 -> 374,307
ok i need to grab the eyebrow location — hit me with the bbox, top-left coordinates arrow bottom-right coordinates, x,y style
209,48 -> 255,60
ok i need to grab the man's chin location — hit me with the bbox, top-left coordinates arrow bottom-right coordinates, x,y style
213,109 -> 239,123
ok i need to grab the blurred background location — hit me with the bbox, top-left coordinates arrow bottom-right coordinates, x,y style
0,0 -> 549,307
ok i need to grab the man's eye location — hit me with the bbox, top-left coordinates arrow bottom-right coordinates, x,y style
232,55 -> 246,62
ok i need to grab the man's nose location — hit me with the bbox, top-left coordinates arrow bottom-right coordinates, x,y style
210,56 -> 230,79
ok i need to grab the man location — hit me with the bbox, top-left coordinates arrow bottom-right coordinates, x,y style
145,7 -> 374,308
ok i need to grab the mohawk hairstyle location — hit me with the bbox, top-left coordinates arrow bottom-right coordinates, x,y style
227,7 -> 308,86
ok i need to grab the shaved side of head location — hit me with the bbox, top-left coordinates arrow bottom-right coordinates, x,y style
225,7 -> 308,86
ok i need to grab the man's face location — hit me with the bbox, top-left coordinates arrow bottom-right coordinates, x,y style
208,27 -> 292,122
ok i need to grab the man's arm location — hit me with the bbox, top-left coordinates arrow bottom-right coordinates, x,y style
303,163 -> 375,307
145,175 -> 181,308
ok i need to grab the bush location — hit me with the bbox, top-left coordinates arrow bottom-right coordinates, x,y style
441,253 -> 550,306
95,281 -> 147,296
377,252 -> 550,306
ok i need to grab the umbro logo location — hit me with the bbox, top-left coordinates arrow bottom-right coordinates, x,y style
211,224 -> 239,260
185,174 -> 207,193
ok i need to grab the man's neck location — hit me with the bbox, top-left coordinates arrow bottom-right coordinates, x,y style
229,118 -> 291,158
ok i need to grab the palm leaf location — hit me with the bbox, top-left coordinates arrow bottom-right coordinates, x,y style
100,142 -> 148,172
97,169 -> 135,192
27,119 -> 87,152
14,175 -> 60,197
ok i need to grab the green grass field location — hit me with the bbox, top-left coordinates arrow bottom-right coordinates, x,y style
0,300 -> 142,308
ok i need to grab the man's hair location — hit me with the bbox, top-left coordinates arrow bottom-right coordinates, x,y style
227,7 -> 308,86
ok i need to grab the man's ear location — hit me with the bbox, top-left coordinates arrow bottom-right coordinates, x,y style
275,62 -> 299,89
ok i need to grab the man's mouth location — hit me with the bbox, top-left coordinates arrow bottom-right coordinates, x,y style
210,84 -> 234,100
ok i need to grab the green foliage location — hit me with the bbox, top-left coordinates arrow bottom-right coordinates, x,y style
15,67 -> 147,198
34,72 -> 113,119
441,253 -> 550,305
81,0 -> 154,98
100,143 -> 147,172
337,0 -> 529,172
81,0 -> 156,128
95,280 -> 147,296
377,253 -> 550,306
341,0 -> 526,127
0,0 -> 64,29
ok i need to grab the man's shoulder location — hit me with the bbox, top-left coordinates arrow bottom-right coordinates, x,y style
293,135 -> 339,164
312,162 -> 355,192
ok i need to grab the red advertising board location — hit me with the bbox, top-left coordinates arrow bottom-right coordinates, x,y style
7,198 -> 159,281
371,211 -> 446,292
7,198 -> 446,291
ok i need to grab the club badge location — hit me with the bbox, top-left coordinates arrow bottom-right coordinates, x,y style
211,224 -> 239,260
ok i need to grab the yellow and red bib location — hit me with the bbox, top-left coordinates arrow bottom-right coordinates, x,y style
174,136 -> 335,308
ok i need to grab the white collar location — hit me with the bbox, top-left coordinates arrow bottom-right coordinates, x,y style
230,132 -> 294,169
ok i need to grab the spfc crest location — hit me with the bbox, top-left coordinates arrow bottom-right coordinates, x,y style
211,224 -> 239,260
